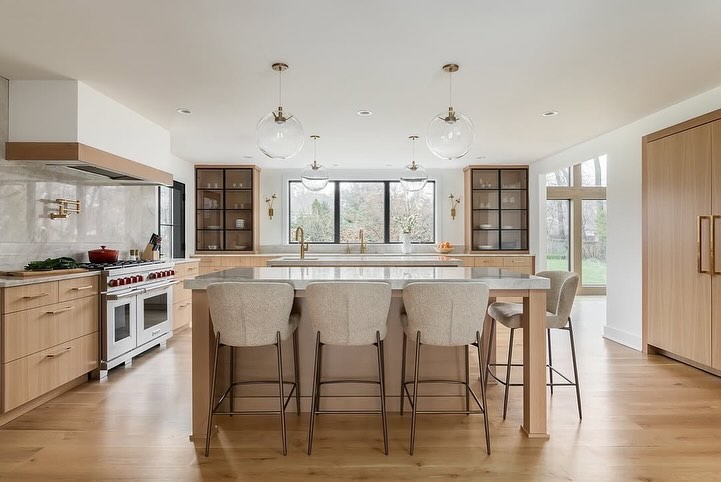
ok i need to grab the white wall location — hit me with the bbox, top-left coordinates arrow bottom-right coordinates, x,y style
529,83 -> 721,351
8,80 -> 78,141
257,168 -> 465,247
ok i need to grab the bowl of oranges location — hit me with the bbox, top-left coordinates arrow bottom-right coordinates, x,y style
434,241 -> 454,254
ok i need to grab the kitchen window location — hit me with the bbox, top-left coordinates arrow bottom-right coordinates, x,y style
288,180 -> 435,244
158,181 -> 186,258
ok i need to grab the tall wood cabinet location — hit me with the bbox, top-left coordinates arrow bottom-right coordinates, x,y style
195,166 -> 260,253
644,110 -> 721,372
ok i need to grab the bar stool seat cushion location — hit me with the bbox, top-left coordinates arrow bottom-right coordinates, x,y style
487,302 -> 556,329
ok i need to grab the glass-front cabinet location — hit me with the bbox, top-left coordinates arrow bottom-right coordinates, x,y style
464,166 -> 529,252
196,166 -> 260,252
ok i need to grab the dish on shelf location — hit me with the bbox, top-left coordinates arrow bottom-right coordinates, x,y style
502,225 -> 514,229
233,245 -> 248,250
477,245 -> 494,250
479,223 -> 493,229
206,225 -> 221,229
207,245 -> 218,250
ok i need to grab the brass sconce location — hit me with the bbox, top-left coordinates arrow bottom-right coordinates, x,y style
50,198 -> 81,220
265,193 -> 277,220
448,194 -> 461,220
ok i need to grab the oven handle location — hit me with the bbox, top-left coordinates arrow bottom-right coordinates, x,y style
142,280 -> 179,295
106,288 -> 144,300
106,280 -> 178,300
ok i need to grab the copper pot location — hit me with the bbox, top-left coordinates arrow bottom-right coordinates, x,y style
88,245 -> 119,263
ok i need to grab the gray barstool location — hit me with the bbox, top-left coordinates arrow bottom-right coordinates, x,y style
400,282 -> 491,455
205,282 -> 301,456
486,270 -> 582,420
305,281 -> 392,455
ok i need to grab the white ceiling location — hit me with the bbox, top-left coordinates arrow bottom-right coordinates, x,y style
1,0 -> 721,169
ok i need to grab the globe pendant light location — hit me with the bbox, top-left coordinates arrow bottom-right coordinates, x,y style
256,62 -> 304,159
426,63 -> 474,160
400,135 -> 427,192
301,135 -> 329,191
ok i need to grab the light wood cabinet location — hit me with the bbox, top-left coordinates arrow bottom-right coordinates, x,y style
172,261 -> 200,333
644,111 -> 721,373
3,282 -> 59,313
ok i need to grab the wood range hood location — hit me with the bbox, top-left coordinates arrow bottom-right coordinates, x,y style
4,142 -> 173,186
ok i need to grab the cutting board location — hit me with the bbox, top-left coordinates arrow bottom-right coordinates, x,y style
1,268 -> 89,277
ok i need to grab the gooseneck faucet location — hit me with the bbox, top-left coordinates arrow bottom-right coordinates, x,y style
359,228 -> 367,254
295,226 -> 310,259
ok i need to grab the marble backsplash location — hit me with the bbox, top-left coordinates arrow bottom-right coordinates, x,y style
0,163 -> 158,270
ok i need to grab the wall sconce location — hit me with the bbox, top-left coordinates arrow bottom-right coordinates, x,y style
50,198 -> 81,220
265,193 -> 277,220
448,194 -> 461,220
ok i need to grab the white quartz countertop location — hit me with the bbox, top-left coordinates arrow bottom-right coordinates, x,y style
184,266 -> 550,291
267,254 -> 463,267
0,270 -> 100,288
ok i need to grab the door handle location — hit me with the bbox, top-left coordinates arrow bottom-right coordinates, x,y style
713,215 -> 720,275
698,215 -> 711,274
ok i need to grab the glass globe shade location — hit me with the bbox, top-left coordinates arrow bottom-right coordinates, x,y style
256,111 -> 304,159
399,163 -> 428,192
301,163 -> 329,191
426,110 -> 474,160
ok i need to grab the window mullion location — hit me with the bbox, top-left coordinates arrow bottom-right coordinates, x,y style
384,182 -> 390,244
334,181 -> 341,244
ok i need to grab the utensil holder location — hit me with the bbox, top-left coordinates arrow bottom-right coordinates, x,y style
141,244 -> 159,261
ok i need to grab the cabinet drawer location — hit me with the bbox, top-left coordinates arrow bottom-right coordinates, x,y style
503,256 -> 533,268
58,276 -> 99,302
251,257 -> 271,267
174,262 -> 199,278
3,332 -> 98,412
474,257 -> 505,267
173,280 -> 192,304
3,282 -> 59,313
199,267 -> 226,275
3,296 -> 99,362
221,256 -> 250,267
196,256 -> 221,267
173,299 -> 192,330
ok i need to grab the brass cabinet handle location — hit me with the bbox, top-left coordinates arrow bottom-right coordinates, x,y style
71,285 -> 94,291
22,292 -> 49,299
46,346 -> 72,358
698,215 -> 712,274
46,306 -> 74,315
713,215 -> 720,274
179,302 -> 191,309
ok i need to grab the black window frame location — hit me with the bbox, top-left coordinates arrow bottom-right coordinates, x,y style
288,180 -> 436,244
158,180 -> 186,258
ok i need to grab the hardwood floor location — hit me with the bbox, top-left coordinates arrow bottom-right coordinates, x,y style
1,297 -> 721,480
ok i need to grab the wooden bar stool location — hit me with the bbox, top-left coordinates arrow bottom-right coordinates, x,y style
304,281 -> 392,455
204,282 -> 301,456
400,282 -> 492,455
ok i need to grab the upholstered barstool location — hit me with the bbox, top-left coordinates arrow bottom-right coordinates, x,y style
486,270 -> 581,420
204,282 -> 301,456
305,281 -> 392,455
400,282 -> 491,456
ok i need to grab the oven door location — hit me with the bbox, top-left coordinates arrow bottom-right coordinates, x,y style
137,282 -> 175,346
104,291 -> 138,363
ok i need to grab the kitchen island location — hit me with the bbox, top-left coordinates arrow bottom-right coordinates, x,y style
267,254 -> 463,267
186,266 -> 551,440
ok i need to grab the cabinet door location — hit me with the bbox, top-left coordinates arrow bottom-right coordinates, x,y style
712,121 -> 721,370
647,125 -> 712,364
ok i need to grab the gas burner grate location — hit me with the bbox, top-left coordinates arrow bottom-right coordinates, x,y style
79,260 -> 166,270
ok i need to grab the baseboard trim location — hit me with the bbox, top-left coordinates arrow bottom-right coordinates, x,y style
0,375 -> 87,427
603,325 -> 642,351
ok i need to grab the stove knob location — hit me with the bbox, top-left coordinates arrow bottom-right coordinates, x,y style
157,271 -> 164,278
131,276 -> 139,283
117,278 -> 125,286
137,275 -> 144,282
124,277 -> 132,284
170,270 -> 175,276
109,279 -> 118,287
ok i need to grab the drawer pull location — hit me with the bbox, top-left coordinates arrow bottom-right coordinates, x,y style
187,267 -> 196,271
179,302 -> 192,309
512,260 -> 524,263
46,306 -> 74,315
46,346 -> 72,358
151,329 -> 162,337
71,285 -> 94,291
22,292 -> 49,299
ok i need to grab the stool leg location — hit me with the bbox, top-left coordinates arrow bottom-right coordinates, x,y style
293,329 -> 301,415
204,332 -> 221,457
400,332 -> 407,415
275,332 -> 287,456
229,347 -> 235,415
409,332 -> 421,455
464,344 -> 470,414
547,329 -> 554,395
307,331 -> 321,455
485,319 -> 496,389
503,328 -> 515,420
568,318 -> 583,420
376,331 -> 389,455
476,331 -> 491,455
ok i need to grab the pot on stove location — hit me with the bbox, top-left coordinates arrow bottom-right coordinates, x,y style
88,245 -> 119,263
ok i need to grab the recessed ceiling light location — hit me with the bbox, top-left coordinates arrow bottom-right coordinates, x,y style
243,156 -> 253,159
385,164 -> 392,167
332,164 -> 339,167
542,110 -> 559,117
476,156 -> 486,160
176,108 -> 192,115
356,110 -> 373,117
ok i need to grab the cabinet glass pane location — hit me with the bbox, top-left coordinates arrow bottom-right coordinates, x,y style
472,230 -> 499,250
198,189 -> 223,210
500,170 -> 527,189
225,169 -> 253,189
196,210 -> 223,230
501,230 -> 527,250
196,230 -> 223,251
500,190 -> 526,209
196,169 -> 224,189
500,210 -> 527,230
225,190 -> 253,209
472,169 -> 498,189
225,211 -> 252,231
582,200 -> 607,286
472,210 -> 499,229
225,231 -> 253,251
473,191 -> 498,210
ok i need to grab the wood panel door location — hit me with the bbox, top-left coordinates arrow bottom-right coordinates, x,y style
712,121 -> 721,370
646,124 -> 712,364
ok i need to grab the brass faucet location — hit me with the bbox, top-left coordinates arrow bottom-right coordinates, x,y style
359,228 -> 367,254
295,226 -> 310,259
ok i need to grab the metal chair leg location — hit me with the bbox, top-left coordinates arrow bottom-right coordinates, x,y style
400,331 -> 407,415
476,331 -> 491,455
315,341 -> 323,414
229,346 -> 235,415
275,332 -> 287,456
376,332 -> 389,455
307,332 -> 321,455
409,332 -> 421,455
293,329 -> 301,415
502,328 -> 515,420
547,328 -> 554,395
464,344 -> 470,415
567,318 -> 583,420
204,332 -> 221,457
485,319 -> 496,389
